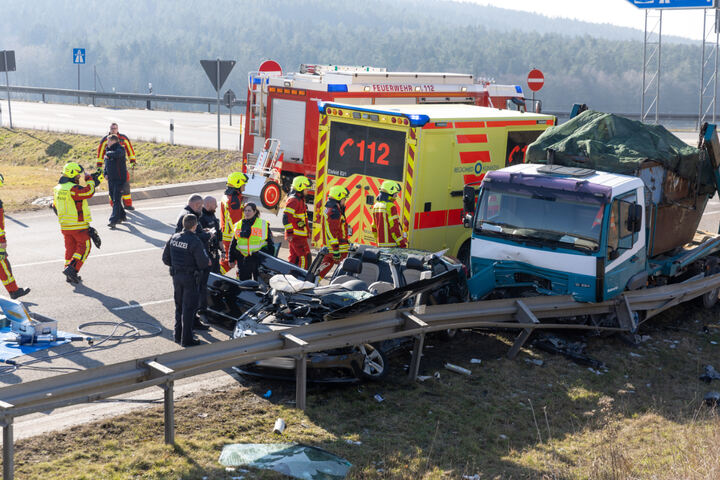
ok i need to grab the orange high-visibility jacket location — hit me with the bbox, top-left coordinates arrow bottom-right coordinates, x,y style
372,199 -> 405,247
322,198 -> 349,254
283,194 -> 309,237
97,133 -> 136,168
220,189 -> 245,242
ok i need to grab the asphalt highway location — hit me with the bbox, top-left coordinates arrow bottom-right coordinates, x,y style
2,100 -> 243,150
3,189 -> 287,386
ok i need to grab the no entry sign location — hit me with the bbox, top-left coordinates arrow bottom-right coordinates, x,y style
527,69 -> 544,92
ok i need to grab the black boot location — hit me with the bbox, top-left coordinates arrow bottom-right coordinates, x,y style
9,287 -> 30,299
63,265 -> 81,284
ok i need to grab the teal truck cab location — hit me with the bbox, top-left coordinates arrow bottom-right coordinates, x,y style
464,116 -> 720,308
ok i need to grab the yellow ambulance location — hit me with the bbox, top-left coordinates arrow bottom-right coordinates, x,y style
312,102 -> 556,263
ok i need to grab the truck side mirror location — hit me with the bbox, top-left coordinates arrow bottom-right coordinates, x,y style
628,204 -> 642,233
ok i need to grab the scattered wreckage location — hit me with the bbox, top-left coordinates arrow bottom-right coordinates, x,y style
205,246 -> 467,381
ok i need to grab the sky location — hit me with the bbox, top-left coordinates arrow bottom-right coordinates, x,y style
467,0 -> 713,41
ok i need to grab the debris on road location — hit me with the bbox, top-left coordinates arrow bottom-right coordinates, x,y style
532,335 -> 605,369
263,390 -> 272,399
373,393 -> 384,403
219,443 -> 351,479
524,358 -> 544,367
273,418 -> 286,434
700,365 -> 720,383
470,358 -> 482,364
704,391 -> 720,408
444,363 -> 472,376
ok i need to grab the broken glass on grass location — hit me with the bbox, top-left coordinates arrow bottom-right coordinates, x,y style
219,443 -> 351,480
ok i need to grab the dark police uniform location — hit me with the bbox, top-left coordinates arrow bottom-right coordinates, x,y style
162,228 -> 209,346
199,207 -> 222,274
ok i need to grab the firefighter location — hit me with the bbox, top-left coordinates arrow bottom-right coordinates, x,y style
372,180 -> 407,248
283,176 -> 312,269
0,174 -> 30,299
53,162 -> 103,284
97,122 -> 137,210
229,203 -> 274,281
317,185 -> 350,278
220,172 -> 248,274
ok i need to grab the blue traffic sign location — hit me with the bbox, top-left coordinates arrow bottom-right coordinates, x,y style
628,0 -> 714,8
72,48 -> 85,64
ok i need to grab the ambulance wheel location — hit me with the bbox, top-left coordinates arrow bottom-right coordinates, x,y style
260,181 -> 281,210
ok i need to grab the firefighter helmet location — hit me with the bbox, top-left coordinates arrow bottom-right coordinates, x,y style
380,180 -> 402,196
227,172 -> 248,188
292,176 -> 311,192
62,162 -> 84,178
328,185 -> 349,201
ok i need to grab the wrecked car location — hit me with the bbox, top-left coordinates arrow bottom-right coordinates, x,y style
206,246 -> 467,381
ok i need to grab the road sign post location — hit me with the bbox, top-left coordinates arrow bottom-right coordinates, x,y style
200,59 -> 236,151
73,48 -> 86,104
0,50 -> 16,129
224,89 -> 236,126
527,69 -> 544,113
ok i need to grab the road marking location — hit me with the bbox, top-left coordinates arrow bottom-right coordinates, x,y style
14,247 -> 160,268
112,299 -> 173,311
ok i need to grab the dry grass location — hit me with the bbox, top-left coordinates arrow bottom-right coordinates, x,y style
0,127 -> 243,212
2,301 -> 720,479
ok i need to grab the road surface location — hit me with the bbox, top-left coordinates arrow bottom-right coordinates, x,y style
1,100 -> 244,150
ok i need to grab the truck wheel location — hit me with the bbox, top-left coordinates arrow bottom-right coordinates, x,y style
260,181 -> 281,210
703,285 -> 719,308
457,241 -> 471,273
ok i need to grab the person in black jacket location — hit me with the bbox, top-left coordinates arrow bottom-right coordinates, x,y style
162,213 -> 210,347
103,134 -> 127,229
229,203 -> 274,281
176,195 -> 215,330
199,196 -> 222,274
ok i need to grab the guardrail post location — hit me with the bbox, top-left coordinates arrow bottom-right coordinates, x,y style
295,355 -> 307,411
408,334 -> 425,381
2,418 -> 14,480
164,381 -> 174,445
170,119 -> 174,145
41,93 -> 45,103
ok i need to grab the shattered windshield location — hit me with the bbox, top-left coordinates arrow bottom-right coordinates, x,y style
475,187 -> 603,252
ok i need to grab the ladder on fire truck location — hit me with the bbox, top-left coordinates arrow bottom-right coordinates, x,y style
247,71 -> 273,136
249,138 -> 282,177
244,138 -> 284,210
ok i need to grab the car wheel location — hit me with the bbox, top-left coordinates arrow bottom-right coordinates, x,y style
353,343 -> 388,381
260,180 -> 282,210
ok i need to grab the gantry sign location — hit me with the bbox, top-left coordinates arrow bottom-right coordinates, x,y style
627,0 -> 717,126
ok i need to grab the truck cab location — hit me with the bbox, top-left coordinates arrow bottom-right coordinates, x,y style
467,164 -> 646,302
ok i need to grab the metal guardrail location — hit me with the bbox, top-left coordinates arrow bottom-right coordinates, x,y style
0,272 -> 719,478
1,85 -> 247,110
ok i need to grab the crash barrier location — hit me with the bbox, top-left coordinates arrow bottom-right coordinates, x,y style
1,85 -> 247,111
0,272 -> 719,479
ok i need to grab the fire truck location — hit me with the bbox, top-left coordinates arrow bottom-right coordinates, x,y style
242,61 -> 526,209
311,102 -> 556,265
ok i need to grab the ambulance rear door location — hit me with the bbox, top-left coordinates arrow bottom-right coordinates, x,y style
315,108 -> 410,246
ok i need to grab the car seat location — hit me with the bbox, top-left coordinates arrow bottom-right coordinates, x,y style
402,255 -> 426,286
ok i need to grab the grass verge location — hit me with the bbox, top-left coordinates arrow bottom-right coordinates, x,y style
3,302 -> 720,479
0,127 -> 243,212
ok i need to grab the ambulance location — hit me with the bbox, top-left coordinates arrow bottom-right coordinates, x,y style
242,61 -> 527,208
311,102 -> 556,264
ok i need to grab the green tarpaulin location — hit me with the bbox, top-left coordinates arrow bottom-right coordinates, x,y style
525,110 -> 716,195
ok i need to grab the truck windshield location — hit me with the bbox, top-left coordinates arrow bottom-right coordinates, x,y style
475,188 -> 603,252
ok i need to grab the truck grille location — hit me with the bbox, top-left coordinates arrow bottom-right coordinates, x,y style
493,262 -> 570,294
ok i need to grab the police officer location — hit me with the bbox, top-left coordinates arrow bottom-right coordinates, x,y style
162,214 -> 210,347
